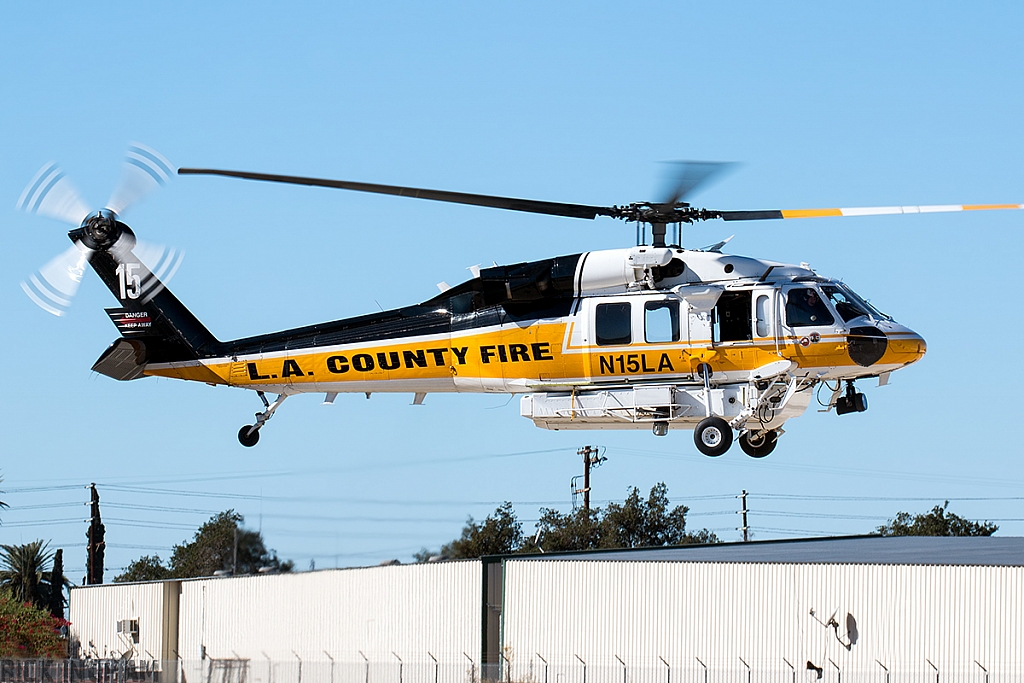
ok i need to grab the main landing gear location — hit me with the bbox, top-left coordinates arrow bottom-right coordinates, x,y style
738,429 -> 779,458
694,417 -> 733,457
238,391 -> 288,447
694,420 -> 781,458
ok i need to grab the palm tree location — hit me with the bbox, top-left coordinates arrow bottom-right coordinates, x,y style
0,540 -> 55,610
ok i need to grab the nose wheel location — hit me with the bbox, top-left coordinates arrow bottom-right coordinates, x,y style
237,391 -> 288,447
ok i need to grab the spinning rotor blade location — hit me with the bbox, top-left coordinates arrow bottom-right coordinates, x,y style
16,163 -> 91,225
21,241 -> 93,316
658,161 -> 737,207
106,143 -> 174,216
178,168 -> 618,220
719,203 -> 1024,222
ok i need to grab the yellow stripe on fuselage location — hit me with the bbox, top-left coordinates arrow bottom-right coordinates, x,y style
143,322 -> 925,389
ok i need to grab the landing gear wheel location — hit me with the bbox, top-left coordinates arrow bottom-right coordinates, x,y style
694,416 -> 733,457
739,430 -> 778,458
238,425 -> 260,447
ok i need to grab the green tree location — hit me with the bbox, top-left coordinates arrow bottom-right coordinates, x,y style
114,555 -> 172,583
46,549 -> 65,619
878,501 -> 997,537
599,483 -> 707,548
524,507 -> 601,552
0,541 -> 64,612
115,511 -> 294,581
441,502 -> 523,559
0,589 -> 67,658
436,484 -> 720,559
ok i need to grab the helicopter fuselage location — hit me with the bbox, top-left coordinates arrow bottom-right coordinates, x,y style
132,247 -> 925,430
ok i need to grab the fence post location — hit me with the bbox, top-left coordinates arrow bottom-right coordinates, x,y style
696,657 -> 708,683
393,651 -> 404,683
325,651 -> 335,683
360,651 -> 370,683
536,653 -> 549,683
464,652 -> 476,683
658,656 -> 670,683
499,651 -> 510,683
739,657 -> 751,683
575,654 -> 587,683
429,652 -> 439,683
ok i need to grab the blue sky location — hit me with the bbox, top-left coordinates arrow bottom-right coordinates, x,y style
2,2 -> 1023,578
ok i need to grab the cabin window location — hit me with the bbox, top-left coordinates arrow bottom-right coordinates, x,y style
785,287 -> 835,327
645,300 -> 679,343
713,291 -> 753,342
596,302 -> 632,345
820,285 -> 871,322
755,294 -> 770,337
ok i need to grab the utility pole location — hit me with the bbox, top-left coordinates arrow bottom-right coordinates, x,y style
86,484 -> 105,584
738,490 -> 749,542
574,446 -> 607,512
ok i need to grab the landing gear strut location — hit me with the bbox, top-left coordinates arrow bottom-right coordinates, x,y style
238,391 -> 288,447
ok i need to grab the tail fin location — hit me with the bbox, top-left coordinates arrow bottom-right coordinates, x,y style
87,244 -> 223,381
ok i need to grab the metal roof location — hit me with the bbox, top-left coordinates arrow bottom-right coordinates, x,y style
513,535 -> 1024,566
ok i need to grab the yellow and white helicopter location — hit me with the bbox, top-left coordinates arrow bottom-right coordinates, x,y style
19,150 -> 1020,455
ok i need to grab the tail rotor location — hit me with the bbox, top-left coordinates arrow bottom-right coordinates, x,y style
17,144 -> 183,316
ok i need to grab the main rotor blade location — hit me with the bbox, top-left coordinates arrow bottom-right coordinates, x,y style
719,203 -> 1024,221
106,143 -> 174,216
16,163 -> 91,226
658,161 -> 737,207
177,168 -> 617,220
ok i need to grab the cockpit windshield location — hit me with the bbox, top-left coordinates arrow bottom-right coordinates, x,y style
821,283 -> 890,322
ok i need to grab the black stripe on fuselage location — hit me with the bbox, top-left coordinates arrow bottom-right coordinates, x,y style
214,254 -> 583,357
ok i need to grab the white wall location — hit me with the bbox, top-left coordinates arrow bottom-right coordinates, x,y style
502,560 -> 1024,681
177,562 -> 481,664
69,581 -> 172,661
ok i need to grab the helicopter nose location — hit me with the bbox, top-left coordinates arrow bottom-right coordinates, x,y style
886,331 -> 927,367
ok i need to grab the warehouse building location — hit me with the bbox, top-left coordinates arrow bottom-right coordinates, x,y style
69,536 -> 1024,682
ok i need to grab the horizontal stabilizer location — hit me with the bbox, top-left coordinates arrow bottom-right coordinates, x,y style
92,339 -> 148,381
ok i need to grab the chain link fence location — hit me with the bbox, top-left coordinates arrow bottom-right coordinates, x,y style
0,659 -> 1008,683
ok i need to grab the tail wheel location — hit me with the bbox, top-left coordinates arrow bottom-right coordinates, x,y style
739,430 -> 778,458
694,416 -> 733,457
238,425 -> 260,448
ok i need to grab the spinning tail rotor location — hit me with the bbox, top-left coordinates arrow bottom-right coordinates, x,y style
17,144 -> 183,316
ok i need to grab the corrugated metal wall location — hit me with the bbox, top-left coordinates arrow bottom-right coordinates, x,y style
69,581 -> 171,661
501,560 -> 1024,682
177,561 -> 481,664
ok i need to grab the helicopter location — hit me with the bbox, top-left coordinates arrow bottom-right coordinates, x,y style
19,149 -> 1019,455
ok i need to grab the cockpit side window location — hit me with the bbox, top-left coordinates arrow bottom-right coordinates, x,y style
645,300 -> 680,343
785,287 -> 835,327
596,302 -> 632,345
821,285 -> 870,322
